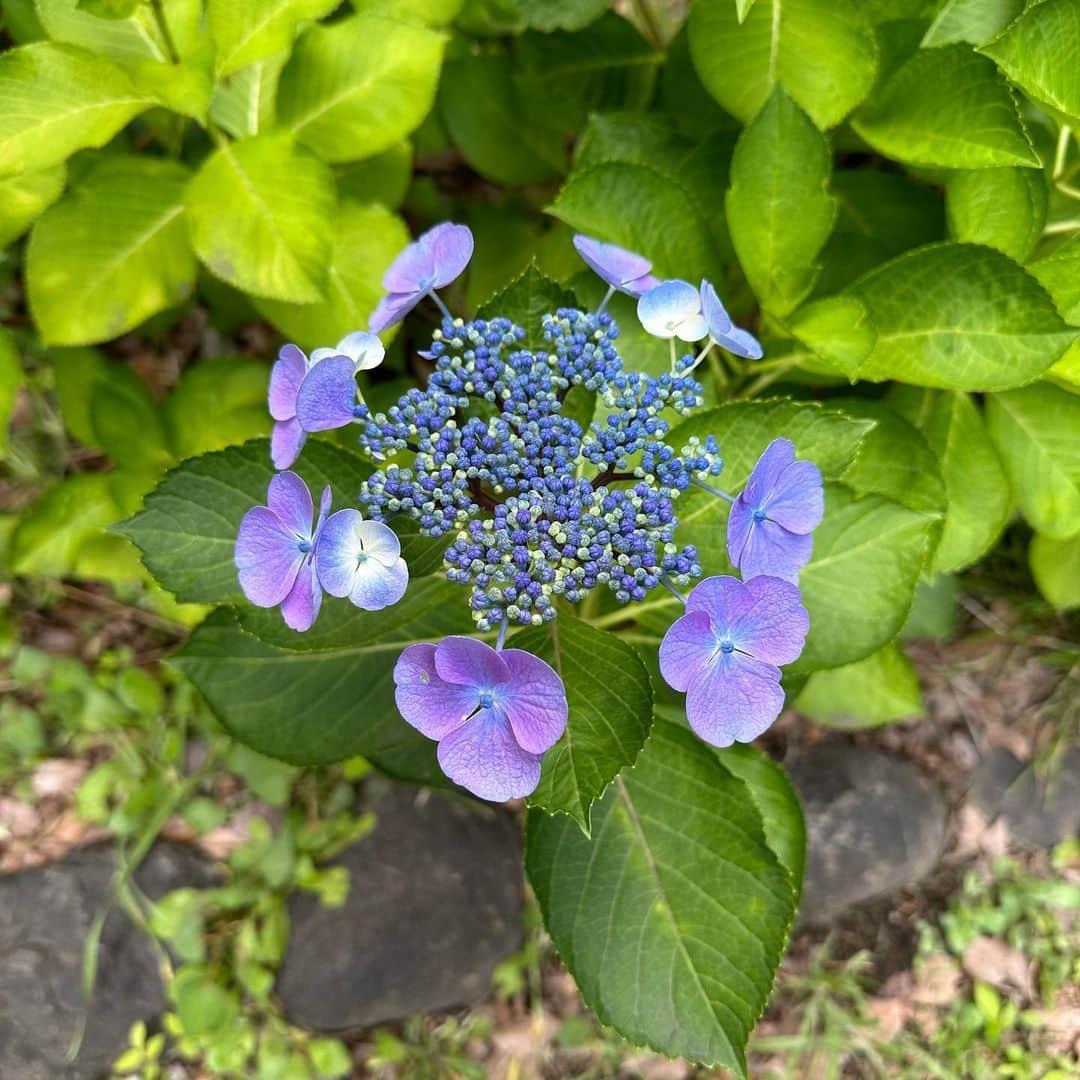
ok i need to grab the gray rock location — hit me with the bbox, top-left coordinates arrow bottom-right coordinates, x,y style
0,842 -> 213,1080
278,783 -> 523,1032
789,744 -> 947,925
970,746 -> 1080,849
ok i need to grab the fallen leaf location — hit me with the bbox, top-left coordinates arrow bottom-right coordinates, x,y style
962,936 -> 1034,1000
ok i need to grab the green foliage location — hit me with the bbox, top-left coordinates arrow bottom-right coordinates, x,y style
526,720 -> 797,1076
4,0 -> 1080,1070
725,88 -> 836,317
515,613 -> 653,832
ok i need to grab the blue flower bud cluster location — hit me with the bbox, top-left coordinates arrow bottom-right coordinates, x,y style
354,309 -> 717,630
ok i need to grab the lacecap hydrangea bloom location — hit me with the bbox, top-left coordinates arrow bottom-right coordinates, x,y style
234,225 -> 822,801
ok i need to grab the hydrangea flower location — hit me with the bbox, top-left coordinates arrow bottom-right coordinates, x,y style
393,636 -> 568,801
268,344 -> 313,470
295,330 -> 383,434
235,473 -> 331,631
658,575 -> 808,747
370,222 -> 474,333
728,438 -> 824,582
700,280 -> 763,360
637,279 -> 708,341
315,509 -> 409,611
572,234 -> 660,297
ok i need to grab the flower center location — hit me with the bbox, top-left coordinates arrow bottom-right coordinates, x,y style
356,551 -> 368,564
477,690 -> 495,709
297,538 -> 312,554
752,508 -> 767,523
719,639 -> 735,654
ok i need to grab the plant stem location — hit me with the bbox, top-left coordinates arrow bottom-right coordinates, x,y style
149,0 -> 180,64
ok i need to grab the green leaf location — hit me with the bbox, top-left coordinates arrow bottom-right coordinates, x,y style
725,88 -> 836,317
664,399 -> 876,575
336,141 -> 413,209
277,13 -> 445,163
308,1037 -> 353,1079
901,573 -> 957,640
49,347 -> 145,447
76,0 -> 139,17
1030,533 -> 1080,612
946,167 -> 1047,261
439,49 -> 565,185
35,0 -> 164,65
889,387 -> 1011,573
980,0 -> 1080,124
1029,233 -> 1080,325
476,264 -> 577,351
985,382 -> 1080,539
254,201 -> 409,352
164,356 -> 271,459
174,576 -> 475,777
834,398 -> 946,517
90,376 -> 171,470
713,744 -> 804,900
512,614 -> 652,832
185,134 -> 335,303
851,44 -> 1039,168
208,53 -> 288,139
796,641 -> 923,728
208,0 -> 340,77
170,969 -> 239,1037
26,156 -> 194,346
117,438 -> 370,605
923,0 -> 1023,47
10,471 -> 125,575
0,42 -> 149,176
787,296 -> 876,380
848,243 -> 1077,391
814,169 -> 944,296
526,719 -> 795,1073
549,161 -> 724,284
688,0 -> 878,130
0,328 -> 22,455
790,485 -> 938,675
735,0 -> 758,21
0,164 -> 65,248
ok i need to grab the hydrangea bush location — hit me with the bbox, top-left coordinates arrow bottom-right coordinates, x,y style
5,0 -> 1078,1072
235,226 -> 822,801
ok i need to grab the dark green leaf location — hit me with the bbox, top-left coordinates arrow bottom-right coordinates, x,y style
514,614 -> 652,832
476,264 -> 577,350
174,576 -> 475,776
526,719 -> 795,1074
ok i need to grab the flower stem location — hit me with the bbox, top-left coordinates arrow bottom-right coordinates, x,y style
669,337 -> 677,371
690,477 -> 735,503
428,289 -> 453,322
686,340 -> 714,374
596,284 -> 616,315
495,617 -> 509,652
659,573 -> 687,605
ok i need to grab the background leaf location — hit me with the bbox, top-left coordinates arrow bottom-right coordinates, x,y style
985,383 -> 1080,539
0,328 -> 22,455
848,243 -> 1077,391
185,134 -> 335,303
476,264 -> 577,350
796,641 -> 924,728
0,42 -> 149,175
527,720 -> 795,1074
515,614 -> 653,832
980,0 -> 1080,123
945,167 -> 1047,261
277,13 -> 445,163
923,0 -> 1023,47
852,44 -> 1039,168
254,201 -> 409,351
688,0 -> 878,130
889,387 -> 1011,573
0,164 -> 65,248
1029,533 -> 1080,612
27,156 -> 194,345
725,88 -> 836,317
209,0 -> 340,77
